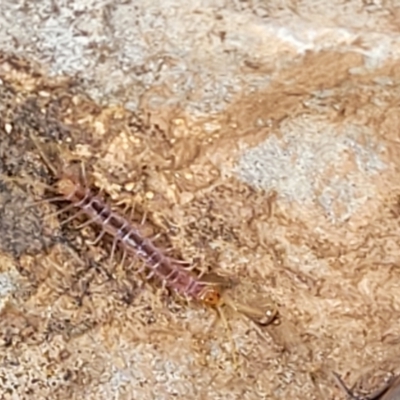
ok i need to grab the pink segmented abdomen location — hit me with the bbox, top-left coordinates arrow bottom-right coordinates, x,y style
64,182 -> 211,301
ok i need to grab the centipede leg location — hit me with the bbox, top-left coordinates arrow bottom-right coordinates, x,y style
118,249 -> 126,267
79,161 -> 88,186
87,229 -> 106,246
59,208 -> 87,225
160,278 -> 168,293
161,248 -> 192,268
44,202 -> 78,221
137,259 -> 148,274
181,262 -> 196,271
124,207 -> 138,267
108,236 -> 119,269
75,215 -> 101,230
88,205 -> 117,245
146,261 -> 164,280
140,211 -> 147,226
149,233 -> 162,242
28,195 -> 67,207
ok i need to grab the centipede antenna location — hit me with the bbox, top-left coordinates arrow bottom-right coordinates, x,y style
0,173 -> 55,194
29,133 -> 58,176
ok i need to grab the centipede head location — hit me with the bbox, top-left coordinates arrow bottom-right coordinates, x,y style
199,286 -> 222,307
56,176 -> 83,199
30,134 -> 90,183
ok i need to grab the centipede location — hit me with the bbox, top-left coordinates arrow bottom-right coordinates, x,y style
29,134 -> 222,307
27,132 -> 279,334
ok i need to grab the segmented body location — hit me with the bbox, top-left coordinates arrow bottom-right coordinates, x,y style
56,177 -> 221,306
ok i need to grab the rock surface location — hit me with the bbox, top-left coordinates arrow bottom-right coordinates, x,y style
1,1 -> 400,399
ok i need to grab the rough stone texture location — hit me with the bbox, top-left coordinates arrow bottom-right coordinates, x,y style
236,117 -> 387,223
1,1 -> 400,400
2,0 -> 400,115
